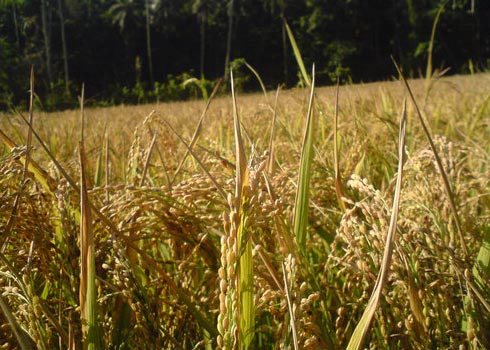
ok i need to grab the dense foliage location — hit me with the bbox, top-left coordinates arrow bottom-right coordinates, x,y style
0,0 -> 489,109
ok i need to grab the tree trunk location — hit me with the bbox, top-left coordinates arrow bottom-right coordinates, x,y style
281,17 -> 288,85
57,0 -> 70,94
145,0 -> 154,88
12,2 -> 20,50
224,0 -> 235,78
41,0 -> 53,87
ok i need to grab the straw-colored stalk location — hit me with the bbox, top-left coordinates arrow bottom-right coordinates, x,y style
392,58 -> 468,257
217,70 -> 257,350
79,86 -> 101,350
267,86 -> 280,175
346,99 -> 407,350
79,141 -> 100,350
424,2 -> 446,102
333,79 -> 346,211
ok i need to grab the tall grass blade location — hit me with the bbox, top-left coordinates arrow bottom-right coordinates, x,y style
231,68 -> 247,201
293,65 -> 315,255
426,3 -> 444,80
392,57 -> 468,257
79,141 -> 101,350
79,86 -> 101,350
333,78 -> 346,211
244,60 -> 268,101
425,1 -> 447,103
231,68 -> 255,350
0,296 -> 34,350
284,21 -> 311,87
104,134 -> 110,203
80,83 -> 85,142
346,99 -> 407,350
267,86 -> 280,174
94,149 -> 103,187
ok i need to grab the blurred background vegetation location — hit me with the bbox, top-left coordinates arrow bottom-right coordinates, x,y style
0,0 -> 488,110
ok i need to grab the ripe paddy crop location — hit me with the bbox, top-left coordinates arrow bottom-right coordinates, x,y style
0,73 -> 489,349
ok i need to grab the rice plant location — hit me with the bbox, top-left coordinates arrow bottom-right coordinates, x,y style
0,70 -> 489,349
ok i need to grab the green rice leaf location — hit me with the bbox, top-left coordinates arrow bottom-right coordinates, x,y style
284,21 -> 311,87
293,65 -> 316,255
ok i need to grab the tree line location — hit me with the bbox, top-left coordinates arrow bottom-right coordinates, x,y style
0,0 -> 488,110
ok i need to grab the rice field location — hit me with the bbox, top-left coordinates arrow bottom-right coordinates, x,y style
0,73 -> 489,349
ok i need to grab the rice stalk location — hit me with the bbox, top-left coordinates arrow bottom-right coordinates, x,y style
231,68 -> 254,350
392,57 -> 468,257
424,1 -> 446,103
79,85 -> 101,350
79,142 -> 101,350
346,99 -> 407,350
217,69 -> 258,350
80,83 -> 85,141
104,134 -> 110,203
231,69 -> 248,198
293,65 -> 315,256
244,60 -> 268,102
399,249 -> 428,340
267,86 -> 280,175
284,21 -> 311,87
94,146 -> 103,187
333,78 -> 346,212
237,212 -> 254,350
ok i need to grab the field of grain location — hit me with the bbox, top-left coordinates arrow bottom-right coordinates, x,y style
0,73 -> 489,350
